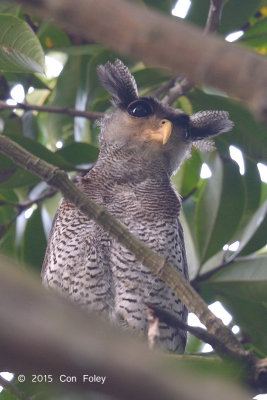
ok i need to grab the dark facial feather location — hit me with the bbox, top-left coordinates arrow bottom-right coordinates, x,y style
189,111 -> 234,140
97,59 -> 138,109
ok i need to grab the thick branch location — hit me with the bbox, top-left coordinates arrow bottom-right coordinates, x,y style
13,0 -> 267,118
0,101 -> 104,120
162,0 -> 224,104
0,256 -> 253,400
0,135 -> 253,366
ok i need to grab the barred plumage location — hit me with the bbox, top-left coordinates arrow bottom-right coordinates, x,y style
42,60 -> 233,352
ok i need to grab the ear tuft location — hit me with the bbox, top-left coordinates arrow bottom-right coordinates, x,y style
189,111 -> 234,140
97,59 -> 138,109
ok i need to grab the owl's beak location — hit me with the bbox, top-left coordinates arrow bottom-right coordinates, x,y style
142,119 -> 172,145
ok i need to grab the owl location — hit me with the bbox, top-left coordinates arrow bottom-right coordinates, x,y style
42,60 -> 233,353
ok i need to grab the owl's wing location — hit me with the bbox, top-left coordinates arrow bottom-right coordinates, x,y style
41,199 -> 113,312
41,207 -> 60,280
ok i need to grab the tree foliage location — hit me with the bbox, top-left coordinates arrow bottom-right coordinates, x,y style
0,0 -> 266,399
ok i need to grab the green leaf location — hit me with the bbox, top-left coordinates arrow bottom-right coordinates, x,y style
186,0 -> 261,35
56,142 -> 99,165
201,256 -> 267,355
241,17 -> 267,48
3,133 -> 74,170
222,295 -> 267,356
239,205 -> 267,256
0,168 -> 39,188
0,205 -> 15,224
134,67 -> 170,93
0,189 -> 17,224
227,200 -> 267,260
218,0 -> 261,35
21,207 -> 46,270
40,53 -> 95,144
205,256 -> 267,301
180,209 -> 200,279
195,154 -> 245,263
172,148 -> 202,197
0,223 -> 16,257
52,44 -> 104,56
37,21 -> 71,51
242,158 -> 262,218
0,14 -> 45,73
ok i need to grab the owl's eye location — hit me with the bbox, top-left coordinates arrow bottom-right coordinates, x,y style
127,100 -> 153,118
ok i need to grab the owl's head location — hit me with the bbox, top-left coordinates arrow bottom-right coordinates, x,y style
97,59 -> 233,175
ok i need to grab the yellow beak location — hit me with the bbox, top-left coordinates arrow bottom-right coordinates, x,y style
142,119 -> 172,145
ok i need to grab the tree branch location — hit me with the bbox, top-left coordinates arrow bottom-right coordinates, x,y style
0,256 -> 254,400
204,0 -> 225,34
0,101 -> 104,120
146,303 -> 237,358
10,0 -> 267,121
0,135 -> 257,369
162,0 -> 225,105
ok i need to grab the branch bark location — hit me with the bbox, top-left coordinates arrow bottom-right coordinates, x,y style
0,256 -> 253,400
0,135 -> 256,370
12,0 -> 267,122
0,101 -> 104,120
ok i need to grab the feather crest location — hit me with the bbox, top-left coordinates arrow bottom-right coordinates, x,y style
97,59 -> 138,108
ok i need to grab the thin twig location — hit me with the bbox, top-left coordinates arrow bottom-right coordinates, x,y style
0,187 -> 58,239
146,303 -> 236,359
150,78 -> 176,98
0,101 -> 104,120
162,0 -> 225,105
204,0 -> 224,34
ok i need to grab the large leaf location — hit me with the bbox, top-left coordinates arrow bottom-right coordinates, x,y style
221,295 -> 267,356
195,154 -> 245,264
134,67 -> 171,94
37,20 -> 71,51
180,209 -> 199,279
0,188 -> 17,224
0,14 -> 44,73
204,256 -> 267,301
21,207 -> 47,270
3,133 -> 74,170
0,133 -> 77,188
172,148 -> 202,198
56,142 -> 99,165
186,0 -> 261,35
39,55 -> 87,145
201,256 -> 267,355
241,17 -> 267,49
226,200 -> 267,261
242,158 -> 262,219
0,168 -> 39,188
238,200 -> 267,256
